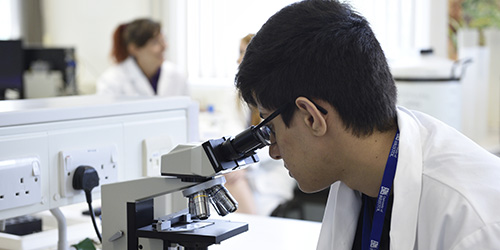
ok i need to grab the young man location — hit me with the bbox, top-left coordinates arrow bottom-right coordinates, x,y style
235,0 -> 500,249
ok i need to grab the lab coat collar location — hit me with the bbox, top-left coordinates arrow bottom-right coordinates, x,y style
320,182 -> 361,249
390,106 -> 424,249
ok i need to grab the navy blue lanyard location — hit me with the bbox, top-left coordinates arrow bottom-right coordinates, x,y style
361,130 -> 399,250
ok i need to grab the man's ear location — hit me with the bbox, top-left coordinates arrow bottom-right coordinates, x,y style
295,97 -> 327,136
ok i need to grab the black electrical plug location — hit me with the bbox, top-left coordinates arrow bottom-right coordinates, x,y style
73,166 -> 99,200
72,166 -> 102,243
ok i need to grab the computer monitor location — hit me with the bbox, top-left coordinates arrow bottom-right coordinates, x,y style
23,47 -> 76,94
0,40 -> 24,100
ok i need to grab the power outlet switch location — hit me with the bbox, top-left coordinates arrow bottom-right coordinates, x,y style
0,157 -> 42,210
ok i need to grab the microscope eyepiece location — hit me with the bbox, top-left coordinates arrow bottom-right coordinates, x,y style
217,125 -> 271,161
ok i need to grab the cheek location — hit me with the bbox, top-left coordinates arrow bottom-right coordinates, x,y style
144,45 -> 161,55
275,132 -> 300,163
279,133 -> 315,172
156,45 -> 165,53
150,47 -> 161,55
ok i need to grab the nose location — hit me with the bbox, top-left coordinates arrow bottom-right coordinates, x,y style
268,142 -> 282,160
160,40 -> 167,52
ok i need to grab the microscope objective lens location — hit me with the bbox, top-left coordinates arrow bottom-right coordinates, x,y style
207,185 -> 238,216
188,191 -> 210,220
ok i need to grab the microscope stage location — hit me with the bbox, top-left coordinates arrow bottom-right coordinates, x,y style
136,219 -> 248,247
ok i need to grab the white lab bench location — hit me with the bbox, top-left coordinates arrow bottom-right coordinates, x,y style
0,202 -> 321,250
210,213 -> 321,250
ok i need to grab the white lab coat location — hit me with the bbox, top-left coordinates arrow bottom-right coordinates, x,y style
96,57 -> 189,96
317,107 -> 500,250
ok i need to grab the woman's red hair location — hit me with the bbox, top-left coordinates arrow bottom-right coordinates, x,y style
111,24 -> 129,63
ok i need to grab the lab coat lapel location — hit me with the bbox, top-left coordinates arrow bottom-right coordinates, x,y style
124,57 -> 155,96
390,107 -> 423,249
318,181 -> 361,249
156,62 -> 168,96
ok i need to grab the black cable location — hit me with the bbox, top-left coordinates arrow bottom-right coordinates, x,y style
85,190 -> 102,243
73,166 -> 102,243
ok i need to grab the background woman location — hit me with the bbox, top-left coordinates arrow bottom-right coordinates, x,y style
97,18 -> 188,96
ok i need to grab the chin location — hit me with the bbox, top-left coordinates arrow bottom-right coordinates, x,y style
297,182 -> 328,194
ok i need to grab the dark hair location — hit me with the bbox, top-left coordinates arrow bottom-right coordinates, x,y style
111,18 -> 161,63
235,0 -> 397,137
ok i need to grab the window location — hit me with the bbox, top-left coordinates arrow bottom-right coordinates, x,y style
176,0 -> 441,85
348,0 -> 436,60
181,0 -> 297,86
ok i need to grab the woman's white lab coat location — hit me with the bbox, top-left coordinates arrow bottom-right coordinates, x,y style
96,57 -> 189,96
317,107 -> 500,250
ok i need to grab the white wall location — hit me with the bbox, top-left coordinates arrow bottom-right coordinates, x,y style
42,0 -> 153,94
0,0 -> 21,40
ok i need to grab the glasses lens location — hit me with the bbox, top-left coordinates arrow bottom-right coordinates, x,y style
257,125 -> 272,145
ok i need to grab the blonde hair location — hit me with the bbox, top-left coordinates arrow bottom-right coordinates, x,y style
241,34 -> 255,45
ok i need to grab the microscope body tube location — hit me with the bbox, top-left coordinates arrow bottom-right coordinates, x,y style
161,125 -> 266,178
161,139 -> 259,178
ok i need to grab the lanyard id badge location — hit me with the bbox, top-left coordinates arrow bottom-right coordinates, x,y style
362,130 -> 399,250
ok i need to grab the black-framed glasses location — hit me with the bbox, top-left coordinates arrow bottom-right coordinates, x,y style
253,99 -> 328,145
216,98 -> 328,161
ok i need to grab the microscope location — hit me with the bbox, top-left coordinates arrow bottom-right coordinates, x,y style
101,125 -> 272,250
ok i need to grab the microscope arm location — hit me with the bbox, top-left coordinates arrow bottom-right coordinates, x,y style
101,177 -> 196,250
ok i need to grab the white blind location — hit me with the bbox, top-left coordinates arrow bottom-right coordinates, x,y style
181,0 -> 437,85
348,0 -> 432,60
184,0 -> 297,85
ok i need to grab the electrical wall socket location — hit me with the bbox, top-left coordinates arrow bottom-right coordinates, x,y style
0,157 -> 42,210
142,135 -> 174,177
59,145 -> 118,198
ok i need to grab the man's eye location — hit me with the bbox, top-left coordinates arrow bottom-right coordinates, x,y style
268,125 -> 275,134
